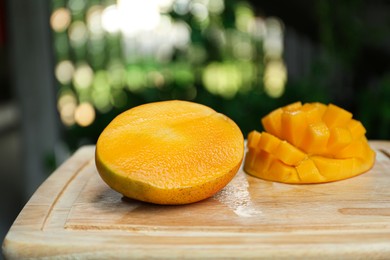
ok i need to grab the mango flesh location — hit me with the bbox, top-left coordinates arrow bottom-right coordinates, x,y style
245,102 -> 375,184
96,100 -> 244,205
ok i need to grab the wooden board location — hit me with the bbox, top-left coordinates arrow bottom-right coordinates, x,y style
3,141 -> 390,259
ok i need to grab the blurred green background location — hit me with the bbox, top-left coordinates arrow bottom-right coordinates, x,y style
49,0 -> 390,152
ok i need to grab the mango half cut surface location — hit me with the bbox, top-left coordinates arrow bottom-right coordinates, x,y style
96,100 -> 244,205
244,102 -> 375,184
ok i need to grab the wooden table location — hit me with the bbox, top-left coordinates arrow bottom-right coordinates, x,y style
3,141 -> 390,259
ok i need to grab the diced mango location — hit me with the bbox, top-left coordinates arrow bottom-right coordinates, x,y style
311,156 -> 356,182
258,132 -> 281,154
296,158 -> 326,183
301,103 -> 324,125
273,140 -> 307,166
267,159 -> 299,183
347,119 -> 366,140
311,102 -> 327,118
261,108 -> 283,138
247,130 -> 262,150
282,101 -> 302,111
326,127 -> 353,154
284,170 -> 301,183
281,110 -> 306,146
244,150 -> 274,178
244,147 -> 258,167
322,104 -> 353,129
355,146 -> 376,174
245,101 -> 375,184
333,136 -> 373,160
299,122 -> 330,155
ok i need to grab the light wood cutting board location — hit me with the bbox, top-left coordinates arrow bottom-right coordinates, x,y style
3,141 -> 390,259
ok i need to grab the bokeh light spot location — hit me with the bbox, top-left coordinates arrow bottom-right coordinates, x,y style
87,5 -> 104,36
55,60 -> 75,85
51,8 -> 71,32
74,102 -> 95,127
203,62 -> 242,99
264,59 -> 287,98
58,91 -> 77,126
102,5 -> 120,33
68,21 -> 88,47
73,63 -> 94,90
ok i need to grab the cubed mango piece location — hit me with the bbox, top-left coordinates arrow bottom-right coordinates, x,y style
282,101 -> 302,111
261,108 -> 283,138
347,119 -> 366,140
244,150 -> 274,178
333,137 -> 366,159
281,110 -> 307,147
274,140 -> 307,166
267,159 -> 299,183
299,122 -> 330,155
301,103 -> 325,125
258,132 -> 281,154
311,156 -> 356,182
247,130 -> 262,150
296,158 -> 326,183
326,127 -> 353,154
322,104 -> 353,129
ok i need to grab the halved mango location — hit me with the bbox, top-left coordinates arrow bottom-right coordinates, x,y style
245,101 -> 375,184
96,100 -> 244,205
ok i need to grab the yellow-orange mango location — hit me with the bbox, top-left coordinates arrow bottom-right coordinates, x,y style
296,158 -> 325,183
334,137 -> 371,159
244,149 -> 274,178
282,101 -> 302,111
261,108 -> 283,138
299,122 -> 330,155
327,127 -> 353,154
273,140 -> 307,166
247,130 -> 262,150
347,119 -> 366,140
310,156 -> 356,182
258,132 -> 281,154
96,100 -> 244,205
301,103 -> 325,125
267,159 -> 299,183
322,104 -> 353,128
281,109 -> 306,147
244,101 -> 375,184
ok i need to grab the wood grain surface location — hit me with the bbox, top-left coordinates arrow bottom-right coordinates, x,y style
3,141 -> 390,259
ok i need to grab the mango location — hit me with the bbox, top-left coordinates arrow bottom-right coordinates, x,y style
244,102 -> 375,184
96,100 -> 244,204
